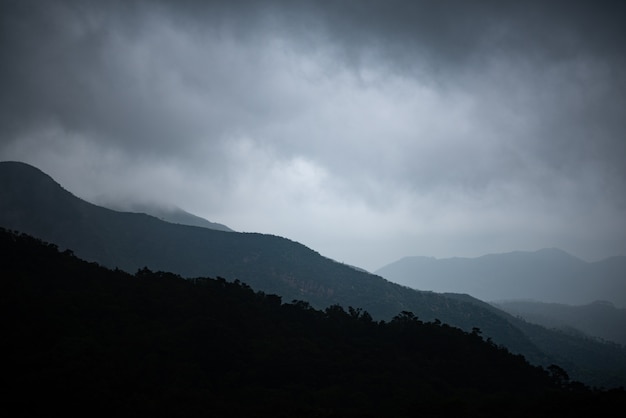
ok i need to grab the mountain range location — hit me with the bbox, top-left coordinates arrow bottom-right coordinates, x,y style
1,160 -> 625,388
495,300 -> 626,346
7,227 -> 622,415
376,250 -> 626,307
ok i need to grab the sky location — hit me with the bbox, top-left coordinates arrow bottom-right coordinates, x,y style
1,0 -> 625,271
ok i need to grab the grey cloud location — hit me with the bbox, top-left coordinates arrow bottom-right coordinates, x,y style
1,0 -> 625,268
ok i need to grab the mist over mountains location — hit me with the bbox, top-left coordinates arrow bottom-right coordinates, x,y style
108,202 -> 234,232
376,250 -> 626,307
2,160 -> 626,388
3,1 -> 626,411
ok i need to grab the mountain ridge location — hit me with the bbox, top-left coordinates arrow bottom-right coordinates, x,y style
2,160 -> 626,387
0,160 -> 233,233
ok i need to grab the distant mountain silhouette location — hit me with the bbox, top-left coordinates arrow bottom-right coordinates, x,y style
495,300 -> 626,346
376,250 -> 626,307
2,160 -> 625,388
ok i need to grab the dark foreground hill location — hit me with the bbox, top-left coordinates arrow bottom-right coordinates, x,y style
443,293 -> 626,389
2,160 -> 626,388
3,229 -> 625,416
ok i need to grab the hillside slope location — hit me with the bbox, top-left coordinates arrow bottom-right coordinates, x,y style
0,161 -> 535,326
2,160 -> 625,387
6,228 -> 623,416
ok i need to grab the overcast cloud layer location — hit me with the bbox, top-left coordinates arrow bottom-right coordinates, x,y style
1,0 -> 625,271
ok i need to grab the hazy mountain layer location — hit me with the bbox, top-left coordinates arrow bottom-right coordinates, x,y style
2,160 -> 626,387
376,251 -> 626,307
444,293 -> 626,388
494,300 -> 626,347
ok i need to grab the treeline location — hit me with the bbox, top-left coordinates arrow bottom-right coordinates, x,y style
1,228 -> 624,416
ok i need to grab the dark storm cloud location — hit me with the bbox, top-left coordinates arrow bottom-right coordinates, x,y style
1,0 -> 625,268
2,0 -> 624,150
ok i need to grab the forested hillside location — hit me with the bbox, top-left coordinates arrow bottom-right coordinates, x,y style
2,228 -> 625,416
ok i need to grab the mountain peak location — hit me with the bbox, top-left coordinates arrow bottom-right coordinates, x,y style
1,160 -> 44,171
1,160 -> 233,233
0,160 -> 84,212
0,160 -> 60,188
